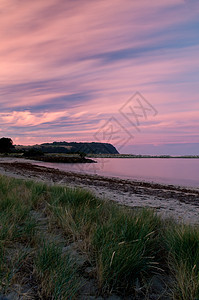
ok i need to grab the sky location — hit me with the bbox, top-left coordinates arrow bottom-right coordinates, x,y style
0,0 -> 199,155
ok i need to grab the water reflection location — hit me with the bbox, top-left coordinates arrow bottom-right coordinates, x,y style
35,158 -> 199,188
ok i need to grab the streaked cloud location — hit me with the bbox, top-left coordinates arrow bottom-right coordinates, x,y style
0,0 -> 198,153
0,110 -> 69,126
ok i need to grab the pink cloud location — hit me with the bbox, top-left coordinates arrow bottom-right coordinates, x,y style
0,110 -> 69,126
0,0 -> 198,152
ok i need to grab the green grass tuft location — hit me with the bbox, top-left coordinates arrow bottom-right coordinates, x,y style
164,223 -> 199,299
92,208 -> 162,292
34,240 -> 80,299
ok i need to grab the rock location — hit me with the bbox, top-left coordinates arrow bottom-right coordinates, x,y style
79,297 -> 98,300
150,275 -> 167,293
5,291 -> 19,300
62,243 -> 88,268
0,296 -> 9,300
149,275 -> 171,299
84,267 -> 96,278
2,284 -> 35,300
78,278 -> 98,297
106,295 -> 122,300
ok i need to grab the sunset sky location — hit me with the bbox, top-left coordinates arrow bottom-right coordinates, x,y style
0,0 -> 199,155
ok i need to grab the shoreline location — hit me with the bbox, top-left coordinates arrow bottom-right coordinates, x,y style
0,157 -> 198,224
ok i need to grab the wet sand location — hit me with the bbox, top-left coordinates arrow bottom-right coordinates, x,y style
0,157 -> 198,224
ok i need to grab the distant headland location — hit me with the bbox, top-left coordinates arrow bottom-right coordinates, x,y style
16,141 -> 119,155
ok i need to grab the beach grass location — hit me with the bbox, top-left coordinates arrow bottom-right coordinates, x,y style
0,174 -> 198,299
34,240 -> 80,299
164,223 -> 199,299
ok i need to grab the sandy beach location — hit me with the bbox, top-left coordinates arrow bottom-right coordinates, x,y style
0,157 -> 198,225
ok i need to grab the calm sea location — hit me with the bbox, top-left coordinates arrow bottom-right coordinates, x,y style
34,158 -> 199,188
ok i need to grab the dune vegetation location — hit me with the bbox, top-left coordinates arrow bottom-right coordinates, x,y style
0,175 -> 198,299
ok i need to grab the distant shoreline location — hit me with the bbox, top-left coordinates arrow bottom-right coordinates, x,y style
24,155 -> 96,164
87,154 -> 199,159
1,153 -> 199,160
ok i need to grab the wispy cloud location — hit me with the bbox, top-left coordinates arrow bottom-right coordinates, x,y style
0,0 -> 198,152
0,110 -> 69,126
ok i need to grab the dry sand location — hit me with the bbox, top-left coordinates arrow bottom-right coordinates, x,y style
0,157 -> 198,225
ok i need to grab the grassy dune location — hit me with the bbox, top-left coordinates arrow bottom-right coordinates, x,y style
0,175 -> 198,299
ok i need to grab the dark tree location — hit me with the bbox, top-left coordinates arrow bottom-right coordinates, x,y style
79,151 -> 86,159
0,137 -> 14,153
23,148 -> 44,157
